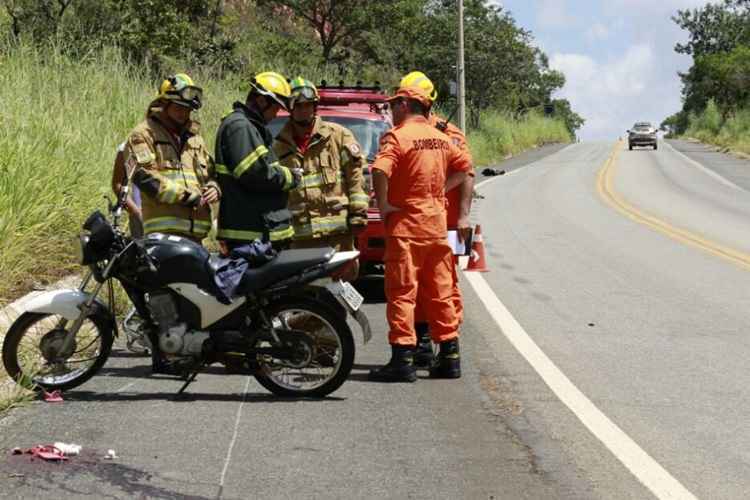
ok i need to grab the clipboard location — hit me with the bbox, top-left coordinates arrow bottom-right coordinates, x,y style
447,228 -> 473,256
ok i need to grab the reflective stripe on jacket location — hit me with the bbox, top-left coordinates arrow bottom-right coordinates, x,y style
123,101 -> 217,240
215,102 -> 296,243
273,117 -> 367,240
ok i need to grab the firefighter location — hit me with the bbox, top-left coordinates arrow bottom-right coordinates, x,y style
368,86 -> 472,382
123,73 -> 219,244
215,71 -> 301,251
399,71 -> 475,368
273,77 -> 369,281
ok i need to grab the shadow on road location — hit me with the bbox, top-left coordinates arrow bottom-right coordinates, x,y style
352,275 -> 385,304
64,390 -> 345,403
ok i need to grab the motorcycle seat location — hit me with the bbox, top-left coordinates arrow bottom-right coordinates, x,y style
238,247 -> 335,294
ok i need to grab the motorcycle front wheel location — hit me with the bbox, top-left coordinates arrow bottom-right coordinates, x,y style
254,298 -> 355,398
2,311 -> 114,391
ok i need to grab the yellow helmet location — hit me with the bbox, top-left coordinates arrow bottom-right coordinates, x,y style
399,71 -> 437,102
158,73 -> 203,110
250,71 -> 292,110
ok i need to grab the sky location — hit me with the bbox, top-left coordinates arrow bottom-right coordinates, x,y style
493,0 -> 708,140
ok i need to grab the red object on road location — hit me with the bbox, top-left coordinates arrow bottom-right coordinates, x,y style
20,445 -> 68,461
42,389 -> 63,403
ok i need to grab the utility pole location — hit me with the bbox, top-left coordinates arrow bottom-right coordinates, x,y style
457,0 -> 467,132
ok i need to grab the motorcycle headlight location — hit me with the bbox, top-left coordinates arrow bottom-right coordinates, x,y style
76,233 -> 99,265
79,210 -> 115,264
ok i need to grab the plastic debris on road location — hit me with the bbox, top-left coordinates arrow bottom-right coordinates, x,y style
53,442 -> 82,456
42,390 -> 63,403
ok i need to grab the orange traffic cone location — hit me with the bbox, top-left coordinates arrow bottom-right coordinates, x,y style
465,224 -> 489,272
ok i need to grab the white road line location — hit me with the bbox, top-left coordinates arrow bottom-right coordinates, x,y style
218,376 -> 252,493
662,140 -> 743,192
467,150 -> 698,500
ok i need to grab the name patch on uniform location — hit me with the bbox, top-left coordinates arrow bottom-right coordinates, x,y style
412,138 -> 449,151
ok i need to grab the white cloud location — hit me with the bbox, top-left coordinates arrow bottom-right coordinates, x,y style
603,0 -> 707,15
497,0 -> 711,139
585,23 -> 610,42
537,0 -> 576,29
551,44 -> 662,139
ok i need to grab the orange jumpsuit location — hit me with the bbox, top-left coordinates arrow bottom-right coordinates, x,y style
413,114 -> 474,325
371,115 -> 472,346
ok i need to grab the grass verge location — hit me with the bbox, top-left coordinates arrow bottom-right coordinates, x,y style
467,110 -> 572,167
682,100 -> 750,155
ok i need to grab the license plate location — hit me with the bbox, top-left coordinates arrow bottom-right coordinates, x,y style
339,281 -> 364,311
328,280 -> 364,311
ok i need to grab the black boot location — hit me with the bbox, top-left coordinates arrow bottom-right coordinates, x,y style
429,339 -> 461,379
413,322 -> 433,368
368,345 -> 418,383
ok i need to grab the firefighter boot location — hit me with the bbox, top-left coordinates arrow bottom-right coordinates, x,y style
368,345 -> 418,383
413,322 -> 433,368
429,339 -> 461,379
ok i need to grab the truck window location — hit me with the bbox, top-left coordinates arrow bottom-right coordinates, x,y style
269,117 -> 390,161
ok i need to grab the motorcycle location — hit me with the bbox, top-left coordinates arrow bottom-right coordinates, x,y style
2,185 -> 371,398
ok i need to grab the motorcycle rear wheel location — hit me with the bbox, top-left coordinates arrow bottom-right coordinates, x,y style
254,298 -> 354,398
2,311 -> 113,392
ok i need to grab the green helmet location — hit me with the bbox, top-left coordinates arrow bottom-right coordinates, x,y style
289,77 -> 319,109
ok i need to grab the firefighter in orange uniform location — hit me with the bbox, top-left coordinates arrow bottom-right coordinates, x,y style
368,86 -> 472,382
399,71 -> 475,368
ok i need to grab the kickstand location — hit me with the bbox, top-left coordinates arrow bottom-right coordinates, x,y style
175,368 -> 201,398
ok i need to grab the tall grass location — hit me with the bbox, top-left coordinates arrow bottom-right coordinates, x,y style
467,110 -> 572,167
684,99 -> 750,154
0,41 -> 569,306
0,43 -> 239,305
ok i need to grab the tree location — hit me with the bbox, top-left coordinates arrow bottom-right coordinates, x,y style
550,99 -> 584,137
2,0 -> 73,39
390,0 -> 571,129
669,0 -> 750,134
673,0 -> 750,57
259,0 -> 421,64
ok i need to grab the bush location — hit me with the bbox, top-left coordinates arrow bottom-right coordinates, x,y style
686,99 -> 723,138
683,99 -> 750,154
467,111 -> 572,166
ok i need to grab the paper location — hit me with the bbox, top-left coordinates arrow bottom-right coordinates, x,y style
447,230 -> 466,256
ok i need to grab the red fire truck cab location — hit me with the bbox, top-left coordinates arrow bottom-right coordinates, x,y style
268,83 -> 391,275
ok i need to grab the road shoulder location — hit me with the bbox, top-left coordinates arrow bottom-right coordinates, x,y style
666,139 -> 750,191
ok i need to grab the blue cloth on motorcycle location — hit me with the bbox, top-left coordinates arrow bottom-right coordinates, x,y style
212,240 -> 277,304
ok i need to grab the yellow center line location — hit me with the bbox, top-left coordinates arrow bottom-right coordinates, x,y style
596,141 -> 750,271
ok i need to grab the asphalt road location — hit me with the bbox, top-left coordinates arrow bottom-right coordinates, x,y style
0,144 -> 571,500
3,139 -> 749,499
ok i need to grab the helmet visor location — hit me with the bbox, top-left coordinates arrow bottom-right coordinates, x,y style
292,86 -> 317,101
168,85 -> 203,109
